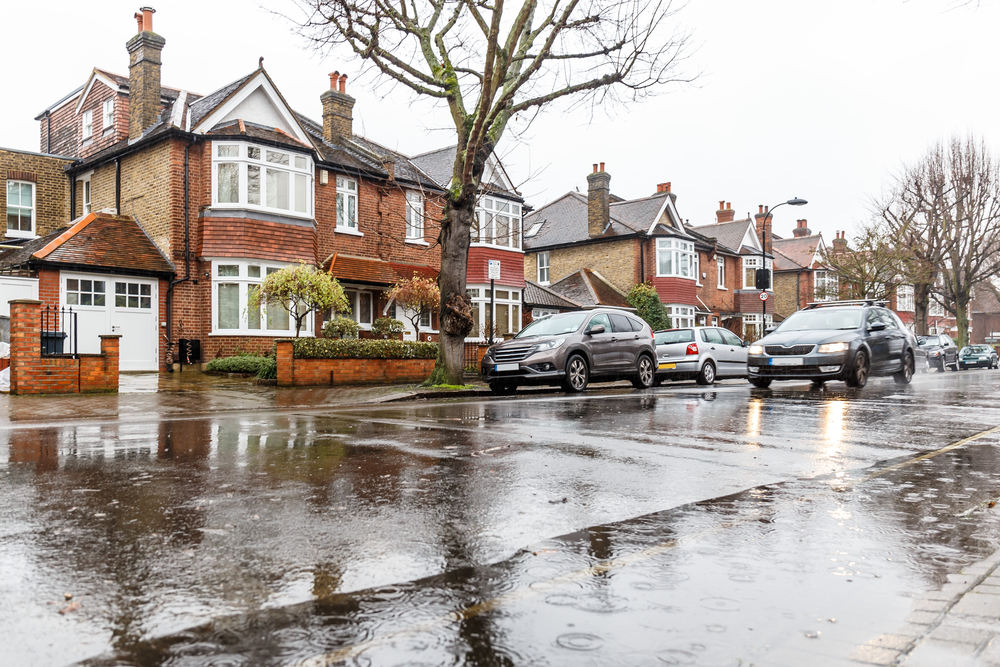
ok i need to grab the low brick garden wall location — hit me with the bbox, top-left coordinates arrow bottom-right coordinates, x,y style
275,338 -> 437,387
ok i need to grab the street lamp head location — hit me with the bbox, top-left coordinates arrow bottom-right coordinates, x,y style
786,197 -> 808,206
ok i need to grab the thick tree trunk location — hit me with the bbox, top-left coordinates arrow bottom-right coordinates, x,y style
425,195 -> 476,385
913,283 -> 931,335
955,296 -> 970,348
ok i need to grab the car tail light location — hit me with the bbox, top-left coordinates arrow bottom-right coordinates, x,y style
686,343 -> 699,356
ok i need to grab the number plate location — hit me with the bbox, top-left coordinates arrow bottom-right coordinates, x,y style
658,363 -> 676,370
769,357 -> 804,366
495,363 -> 519,372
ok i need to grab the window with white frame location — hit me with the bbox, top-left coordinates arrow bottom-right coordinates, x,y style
342,289 -> 375,327
467,286 -> 521,339
82,176 -> 92,215
537,252 -> 550,284
717,256 -> 726,289
211,259 -> 312,336
743,313 -> 773,339
656,239 -> 696,278
742,256 -> 772,289
929,295 -> 945,317
405,190 -> 424,240
814,270 -> 838,301
472,196 -> 522,249
897,284 -> 914,312
337,176 -> 358,231
212,142 -> 313,217
6,181 -> 35,236
102,99 -> 114,131
82,110 -> 93,141
666,304 -> 695,328
694,252 -> 701,285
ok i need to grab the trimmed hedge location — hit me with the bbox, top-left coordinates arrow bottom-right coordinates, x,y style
290,338 -> 438,360
206,355 -> 273,374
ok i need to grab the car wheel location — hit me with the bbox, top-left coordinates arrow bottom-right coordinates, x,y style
846,350 -> 869,388
894,352 -> 914,385
562,355 -> 589,393
488,381 -> 517,395
631,355 -> 655,389
652,375 -> 664,387
936,360 -> 945,372
749,377 -> 772,389
949,362 -> 959,371
695,360 -> 716,386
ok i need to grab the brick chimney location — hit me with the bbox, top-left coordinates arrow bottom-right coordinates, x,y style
656,182 -> 671,194
126,7 -> 165,142
587,163 -> 610,238
754,204 -> 772,254
716,201 -> 735,224
321,72 -> 355,144
832,230 -> 848,254
792,219 -> 811,238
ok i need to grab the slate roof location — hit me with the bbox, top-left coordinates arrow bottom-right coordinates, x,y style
689,219 -> 755,255
410,145 -> 518,197
187,71 -> 257,130
207,119 -> 313,150
0,212 -> 174,276
772,234 -> 824,271
324,254 -> 438,287
547,269 -> 629,308
523,280 -> 581,309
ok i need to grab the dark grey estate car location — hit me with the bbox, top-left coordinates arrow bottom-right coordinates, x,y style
481,308 -> 656,394
747,300 -> 917,389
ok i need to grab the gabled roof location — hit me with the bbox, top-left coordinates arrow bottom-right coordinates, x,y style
323,253 -> 438,287
72,68 -> 186,116
772,234 -> 825,271
690,218 -> 759,255
523,280 -> 582,309
547,269 -> 628,308
0,212 -> 174,276
410,145 -> 519,197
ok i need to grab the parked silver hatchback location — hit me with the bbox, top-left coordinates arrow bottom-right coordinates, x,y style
653,326 -> 749,385
481,308 -> 657,394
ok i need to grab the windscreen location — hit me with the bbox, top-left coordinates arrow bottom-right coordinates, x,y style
916,336 -> 935,346
962,346 -> 990,355
776,308 -> 864,332
655,329 -> 695,345
515,312 -> 588,338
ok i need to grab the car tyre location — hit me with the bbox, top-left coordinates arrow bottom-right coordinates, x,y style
936,360 -> 945,373
652,375 -> 664,387
631,355 -> 655,389
695,360 -> 716,386
488,381 -> 517,395
562,355 -> 589,393
749,377 -> 772,388
846,350 -> 869,388
894,352 -> 914,385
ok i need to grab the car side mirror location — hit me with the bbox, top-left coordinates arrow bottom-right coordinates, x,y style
868,322 -> 887,332
587,324 -> 606,335
741,340 -> 749,347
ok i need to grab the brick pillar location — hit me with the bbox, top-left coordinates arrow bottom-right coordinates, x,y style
99,335 -> 121,392
276,340 -> 294,387
9,299 -> 42,396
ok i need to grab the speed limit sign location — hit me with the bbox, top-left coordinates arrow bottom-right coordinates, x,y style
759,291 -> 769,301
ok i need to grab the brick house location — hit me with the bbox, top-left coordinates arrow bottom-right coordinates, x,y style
523,164 -> 700,328
3,7 -> 524,369
770,220 -> 836,319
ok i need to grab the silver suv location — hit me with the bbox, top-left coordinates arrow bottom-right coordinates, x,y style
654,326 -> 749,385
481,308 -> 656,394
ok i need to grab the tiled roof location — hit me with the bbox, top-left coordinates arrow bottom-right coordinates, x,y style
523,280 -> 581,309
689,218 -> 754,255
325,254 -> 438,287
206,120 -> 313,150
547,269 -> 629,308
0,212 -> 174,276
772,234 -> 823,271
610,194 -> 670,232
410,145 -> 518,196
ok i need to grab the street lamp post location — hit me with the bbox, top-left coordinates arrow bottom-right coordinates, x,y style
757,197 -> 807,339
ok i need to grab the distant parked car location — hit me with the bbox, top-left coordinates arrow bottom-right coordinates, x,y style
653,327 -> 748,385
917,334 -> 959,372
958,345 -> 999,370
481,308 -> 656,394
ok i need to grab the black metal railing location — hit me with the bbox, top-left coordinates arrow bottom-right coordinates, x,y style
41,306 -> 78,357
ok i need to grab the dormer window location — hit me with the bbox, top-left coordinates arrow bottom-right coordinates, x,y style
82,110 -> 93,141
212,141 -> 313,218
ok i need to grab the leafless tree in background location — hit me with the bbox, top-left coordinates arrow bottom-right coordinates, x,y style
820,219 -> 907,301
294,0 -> 695,383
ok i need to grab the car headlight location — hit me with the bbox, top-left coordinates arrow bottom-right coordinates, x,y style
748,345 -> 764,355
928,351 -> 940,357
533,338 -> 566,352
817,342 -> 850,354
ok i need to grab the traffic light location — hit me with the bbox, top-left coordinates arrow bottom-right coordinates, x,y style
755,267 -> 771,290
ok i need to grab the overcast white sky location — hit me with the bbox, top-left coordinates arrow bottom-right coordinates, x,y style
3,0 -> 997,243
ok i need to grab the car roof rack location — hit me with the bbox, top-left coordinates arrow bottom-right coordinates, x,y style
803,299 -> 889,310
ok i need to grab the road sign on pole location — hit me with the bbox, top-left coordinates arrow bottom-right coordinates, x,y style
488,260 -> 501,280
759,291 -> 769,301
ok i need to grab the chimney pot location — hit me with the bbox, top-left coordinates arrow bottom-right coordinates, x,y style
718,200 -> 725,210
599,162 -> 605,172
593,163 -> 598,174
134,12 -> 144,32
329,71 -> 340,89
758,205 -> 763,214
665,182 -> 671,193
797,219 -> 806,228
726,202 -> 731,210
339,74 -> 348,93
140,7 -> 155,33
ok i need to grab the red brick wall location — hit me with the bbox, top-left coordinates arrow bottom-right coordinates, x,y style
467,246 -> 526,287
651,276 -> 697,306
275,340 -> 434,386
735,290 -> 775,314
80,336 -> 120,392
201,217 -> 316,262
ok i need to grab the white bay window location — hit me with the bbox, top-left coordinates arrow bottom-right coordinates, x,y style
814,270 -> 839,301
211,259 -> 312,336
466,286 -> 521,340
212,142 -> 313,218
472,196 -> 522,250
656,238 -> 695,278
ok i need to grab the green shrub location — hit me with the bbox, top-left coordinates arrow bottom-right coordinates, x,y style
255,357 -> 277,380
371,317 -> 405,338
324,316 -> 360,339
206,355 -> 273,374
626,282 -> 672,331
291,338 -> 438,360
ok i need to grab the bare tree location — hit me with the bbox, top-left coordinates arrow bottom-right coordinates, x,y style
295,0 -> 694,383
883,136 -> 1000,345
820,219 -> 907,301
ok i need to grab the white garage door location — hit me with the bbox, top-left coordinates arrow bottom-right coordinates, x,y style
0,276 -> 39,316
61,272 -> 159,371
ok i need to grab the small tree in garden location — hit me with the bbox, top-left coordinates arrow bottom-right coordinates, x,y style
385,276 -> 441,341
627,283 -> 671,331
248,262 -> 349,337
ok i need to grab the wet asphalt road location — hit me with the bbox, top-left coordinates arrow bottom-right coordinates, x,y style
4,370 -> 1000,666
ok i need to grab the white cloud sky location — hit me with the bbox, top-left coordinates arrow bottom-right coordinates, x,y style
3,0 -> 998,244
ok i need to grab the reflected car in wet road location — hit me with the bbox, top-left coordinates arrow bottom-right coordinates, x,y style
747,300 -> 917,388
481,308 -> 656,394
653,326 -> 748,385
917,334 -> 959,372
959,344 -> 999,370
